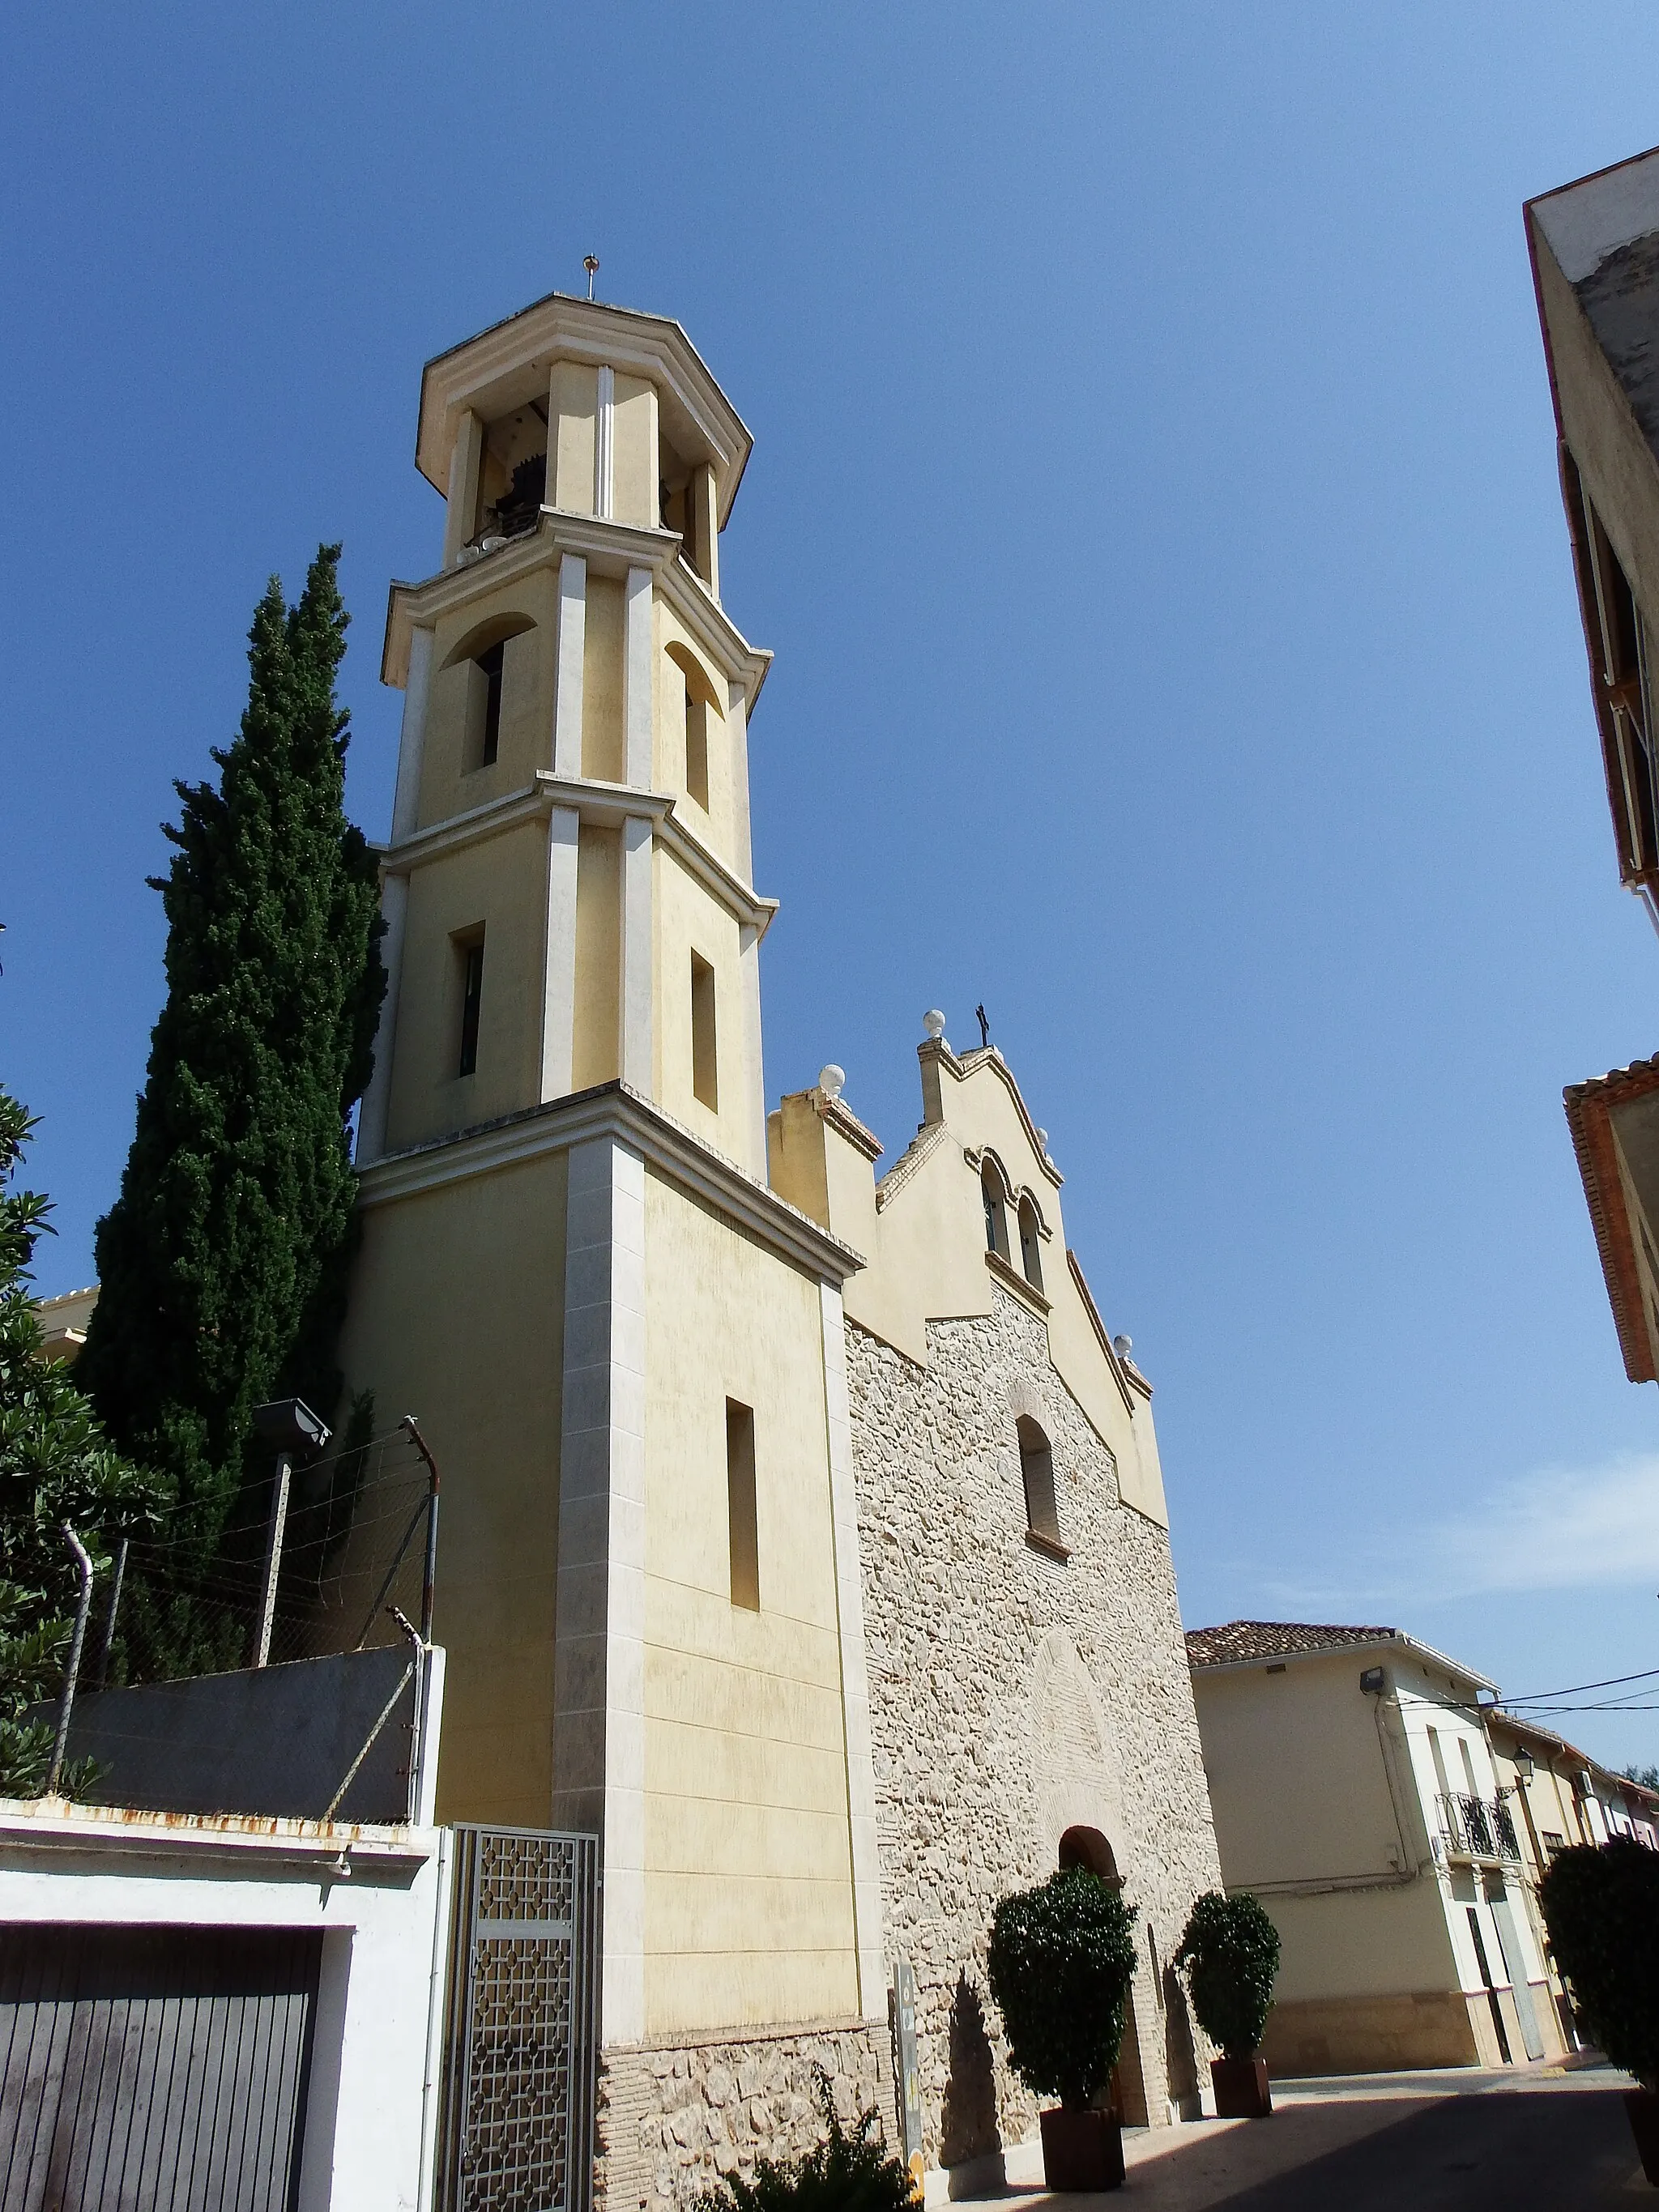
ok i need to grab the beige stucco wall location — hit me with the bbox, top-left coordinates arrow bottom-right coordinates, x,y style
1194,1660 -> 1415,1894
550,360 -> 598,513
640,1171 -> 857,2035
334,1149 -> 569,1826
612,374 -> 659,532
387,817 -> 549,1151
583,575 -> 626,783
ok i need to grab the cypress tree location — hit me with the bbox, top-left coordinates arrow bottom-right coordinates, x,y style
79,546 -> 384,1572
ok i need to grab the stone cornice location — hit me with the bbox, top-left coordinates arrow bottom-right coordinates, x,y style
1065,1249 -> 1141,1417
357,1082 -> 866,1286
378,777 -> 778,940
381,514 -> 772,706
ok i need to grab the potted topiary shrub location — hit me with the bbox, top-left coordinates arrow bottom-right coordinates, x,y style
1540,1840 -> 1659,2184
986,1866 -> 1138,2192
1174,1890 -> 1281,2119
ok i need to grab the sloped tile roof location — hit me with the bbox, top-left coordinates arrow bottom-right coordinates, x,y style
1185,1620 -> 1400,1667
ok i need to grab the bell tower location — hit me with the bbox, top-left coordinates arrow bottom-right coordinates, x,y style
338,296 -> 881,2055
357,292 -> 775,1174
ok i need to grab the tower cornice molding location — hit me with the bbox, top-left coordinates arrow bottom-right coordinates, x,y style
357,1081 -> 864,1285
378,777 -> 779,940
380,519 -> 772,706
416,292 -> 753,526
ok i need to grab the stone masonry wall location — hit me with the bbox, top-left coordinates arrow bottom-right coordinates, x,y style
847,1284 -> 1223,2172
597,2017 -> 893,2212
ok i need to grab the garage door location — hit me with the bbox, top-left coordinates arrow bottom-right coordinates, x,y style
0,1924 -> 322,2212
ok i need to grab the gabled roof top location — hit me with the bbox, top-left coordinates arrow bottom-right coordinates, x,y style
1186,1619 -> 1499,1693
1185,1621 -> 1398,1666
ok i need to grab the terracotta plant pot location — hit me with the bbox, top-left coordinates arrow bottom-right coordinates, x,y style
1626,2089 -> 1659,2186
1038,2107 -> 1125,2192
1211,2056 -> 1273,2119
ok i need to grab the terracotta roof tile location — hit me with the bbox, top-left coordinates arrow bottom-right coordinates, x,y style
1185,1620 -> 1400,1667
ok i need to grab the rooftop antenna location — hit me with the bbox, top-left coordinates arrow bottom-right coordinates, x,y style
583,255 -> 599,301
975,1004 -> 990,1049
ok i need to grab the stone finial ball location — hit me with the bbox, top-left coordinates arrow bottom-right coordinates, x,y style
1112,1334 -> 1133,1361
923,1009 -> 947,1041
818,1064 -> 846,1101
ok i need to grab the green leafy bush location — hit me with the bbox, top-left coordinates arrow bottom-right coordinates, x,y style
1540,1840 -> 1659,2092
0,1088 -> 170,1794
986,1867 -> 1138,2112
1174,1891 -> 1281,2061
693,2066 -> 912,2212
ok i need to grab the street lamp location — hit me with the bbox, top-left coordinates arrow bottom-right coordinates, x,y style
251,1398 -> 331,1668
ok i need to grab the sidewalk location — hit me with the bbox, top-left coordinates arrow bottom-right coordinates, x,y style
944,2065 -> 1644,2210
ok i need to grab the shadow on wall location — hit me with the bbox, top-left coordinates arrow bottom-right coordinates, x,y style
1163,1963 -> 1200,2113
940,1973 -> 1003,2184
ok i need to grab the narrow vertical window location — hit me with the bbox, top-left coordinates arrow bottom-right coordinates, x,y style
684,685 -> 710,809
691,951 -> 719,1110
1018,1196 -> 1044,1290
727,1398 -> 759,1610
1017,1416 -> 1061,1549
477,641 -> 505,765
457,934 -> 484,1076
983,1165 -> 1009,1260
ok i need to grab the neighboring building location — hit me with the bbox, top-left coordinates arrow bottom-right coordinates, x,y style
1188,1622 -> 1564,2076
318,288 -> 1221,2205
32,1284 -> 97,1364
1526,150 -> 1659,1376
1486,1708 -> 1659,2056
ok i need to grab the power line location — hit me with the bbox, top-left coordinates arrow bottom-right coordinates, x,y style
1495,1664 -> 1659,1704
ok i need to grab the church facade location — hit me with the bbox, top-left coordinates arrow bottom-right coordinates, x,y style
340,291 -> 1221,2206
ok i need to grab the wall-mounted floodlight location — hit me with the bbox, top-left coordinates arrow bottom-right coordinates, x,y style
1359,1666 -> 1386,1695
253,1398 -> 331,1457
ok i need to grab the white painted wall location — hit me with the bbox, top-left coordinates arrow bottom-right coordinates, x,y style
0,1652 -> 450,2212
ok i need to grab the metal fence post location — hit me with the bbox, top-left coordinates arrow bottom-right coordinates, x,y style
254,1451 -> 294,1669
47,1525 -> 95,1796
94,1535 -> 128,1694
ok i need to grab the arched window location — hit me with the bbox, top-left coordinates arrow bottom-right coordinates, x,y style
666,642 -> 723,813
442,614 -> 535,774
1059,1826 -> 1120,1884
1017,1196 -> 1044,1291
1017,1415 -> 1061,1548
983,1163 -> 1010,1262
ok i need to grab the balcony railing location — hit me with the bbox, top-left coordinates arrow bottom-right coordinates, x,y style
1438,1792 -> 1520,1862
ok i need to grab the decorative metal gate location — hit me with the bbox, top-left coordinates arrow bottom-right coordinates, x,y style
437,1826 -> 599,2212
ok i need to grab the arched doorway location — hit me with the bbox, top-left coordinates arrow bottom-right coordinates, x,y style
1056,1831 -> 1148,2125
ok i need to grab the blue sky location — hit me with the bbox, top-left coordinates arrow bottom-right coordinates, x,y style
6,3 -> 1659,1764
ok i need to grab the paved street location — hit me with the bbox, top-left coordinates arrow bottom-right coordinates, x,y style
951,2068 -> 1648,2210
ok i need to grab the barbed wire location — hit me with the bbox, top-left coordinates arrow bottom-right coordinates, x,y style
86,1425 -> 437,1682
